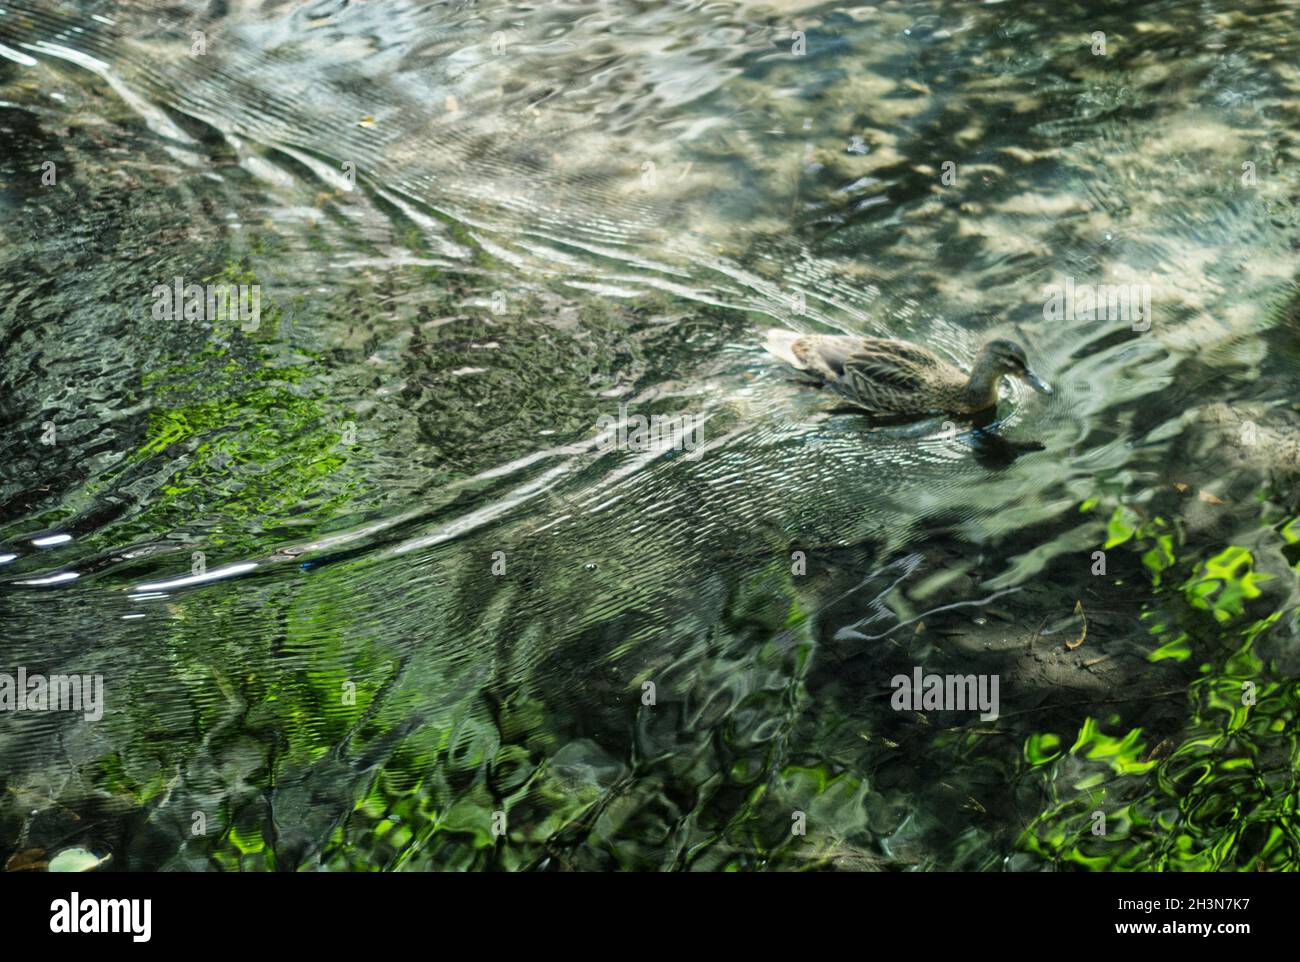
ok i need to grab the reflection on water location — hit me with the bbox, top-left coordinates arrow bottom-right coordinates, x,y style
1,0 -> 1298,870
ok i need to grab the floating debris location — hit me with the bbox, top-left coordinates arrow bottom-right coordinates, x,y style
47,847 -> 111,873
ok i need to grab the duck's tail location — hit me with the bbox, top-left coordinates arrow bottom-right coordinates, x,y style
762,328 -> 805,369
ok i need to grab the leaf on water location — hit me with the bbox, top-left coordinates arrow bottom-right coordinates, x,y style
47,848 -> 110,873
1065,599 -> 1088,650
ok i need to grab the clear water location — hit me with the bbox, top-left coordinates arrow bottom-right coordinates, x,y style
1,0 -> 1298,870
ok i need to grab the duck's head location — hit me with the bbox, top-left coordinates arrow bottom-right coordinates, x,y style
980,339 -> 1052,395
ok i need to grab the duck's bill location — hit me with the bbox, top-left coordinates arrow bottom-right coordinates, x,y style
1023,369 -> 1053,395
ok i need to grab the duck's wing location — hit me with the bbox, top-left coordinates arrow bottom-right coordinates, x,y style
837,353 -> 926,403
836,340 -> 949,411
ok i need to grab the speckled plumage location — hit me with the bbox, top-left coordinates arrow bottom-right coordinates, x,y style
764,330 -> 1050,417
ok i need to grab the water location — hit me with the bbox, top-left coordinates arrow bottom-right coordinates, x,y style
1,0 -> 1298,871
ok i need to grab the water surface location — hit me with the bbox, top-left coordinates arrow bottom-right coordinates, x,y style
2,0 -> 1299,870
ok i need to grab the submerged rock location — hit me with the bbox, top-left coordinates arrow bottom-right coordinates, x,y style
1175,402 -> 1300,520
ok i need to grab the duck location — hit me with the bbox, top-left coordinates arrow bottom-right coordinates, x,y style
763,329 -> 1052,418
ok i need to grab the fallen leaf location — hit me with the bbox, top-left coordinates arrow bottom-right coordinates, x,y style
48,847 -> 111,873
1174,482 -> 1189,493
4,849 -> 47,872
1198,490 -> 1227,505
1065,599 -> 1088,650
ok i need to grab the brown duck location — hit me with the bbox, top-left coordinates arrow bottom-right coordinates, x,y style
764,329 -> 1052,417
